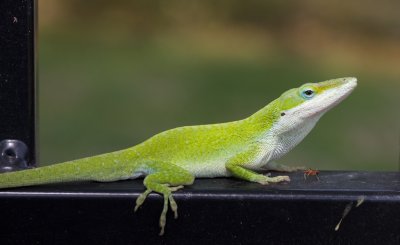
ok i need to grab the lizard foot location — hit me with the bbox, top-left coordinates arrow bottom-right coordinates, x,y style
159,186 -> 183,235
134,186 -> 183,236
256,175 -> 290,185
134,189 -> 152,212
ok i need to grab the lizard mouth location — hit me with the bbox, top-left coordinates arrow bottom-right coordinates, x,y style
342,77 -> 357,90
326,77 -> 357,109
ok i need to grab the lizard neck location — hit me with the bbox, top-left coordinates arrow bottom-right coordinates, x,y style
245,99 -> 281,135
263,116 -> 320,162
243,98 -> 322,164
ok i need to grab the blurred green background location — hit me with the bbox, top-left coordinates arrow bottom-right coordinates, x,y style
38,0 -> 399,170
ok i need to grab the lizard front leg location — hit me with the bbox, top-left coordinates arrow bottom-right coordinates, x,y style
225,147 -> 290,185
134,160 -> 194,235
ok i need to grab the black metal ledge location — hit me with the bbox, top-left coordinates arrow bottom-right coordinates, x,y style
0,171 -> 399,245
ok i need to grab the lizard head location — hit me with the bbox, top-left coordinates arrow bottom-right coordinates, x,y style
267,77 -> 357,136
247,77 -> 357,161
279,77 -> 357,120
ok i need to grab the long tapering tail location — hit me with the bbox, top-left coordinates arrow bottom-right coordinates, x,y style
0,161 -> 86,188
0,150 -> 134,189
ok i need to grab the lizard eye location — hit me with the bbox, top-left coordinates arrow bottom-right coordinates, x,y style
301,88 -> 315,99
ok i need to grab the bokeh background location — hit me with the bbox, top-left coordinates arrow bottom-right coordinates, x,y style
38,0 -> 399,170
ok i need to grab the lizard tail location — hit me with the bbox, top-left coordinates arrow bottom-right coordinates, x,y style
0,161 -> 86,188
0,150 -> 133,189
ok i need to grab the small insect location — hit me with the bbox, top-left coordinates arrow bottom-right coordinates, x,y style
303,168 -> 320,181
13,17 -> 18,23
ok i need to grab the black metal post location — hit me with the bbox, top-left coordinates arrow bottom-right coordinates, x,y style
0,0 -> 36,171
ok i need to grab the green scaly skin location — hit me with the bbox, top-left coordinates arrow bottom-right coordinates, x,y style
0,77 -> 357,235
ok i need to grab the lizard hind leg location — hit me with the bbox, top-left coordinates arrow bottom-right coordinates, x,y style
134,162 -> 194,236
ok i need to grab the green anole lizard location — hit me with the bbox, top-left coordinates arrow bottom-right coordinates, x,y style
0,77 -> 357,235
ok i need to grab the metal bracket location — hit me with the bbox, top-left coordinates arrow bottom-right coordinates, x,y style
0,139 -> 32,173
